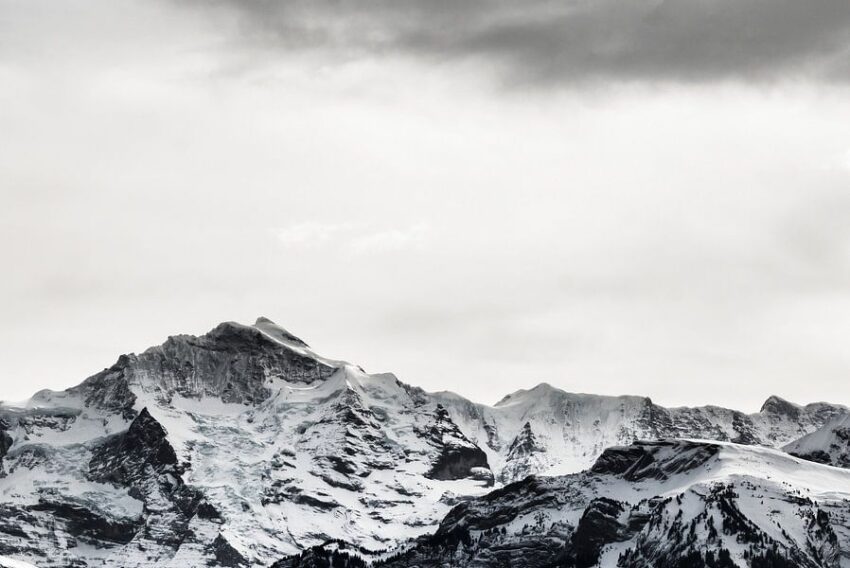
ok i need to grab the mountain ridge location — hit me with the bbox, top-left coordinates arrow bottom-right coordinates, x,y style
0,317 -> 848,567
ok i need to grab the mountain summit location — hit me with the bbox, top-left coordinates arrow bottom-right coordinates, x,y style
0,318 -> 847,567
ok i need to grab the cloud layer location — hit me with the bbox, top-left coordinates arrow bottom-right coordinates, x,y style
212,0 -> 850,85
1,0 -> 850,409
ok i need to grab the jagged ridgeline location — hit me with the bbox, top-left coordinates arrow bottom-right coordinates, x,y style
0,318 -> 848,567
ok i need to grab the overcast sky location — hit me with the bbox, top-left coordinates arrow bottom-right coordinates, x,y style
2,0 -> 850,409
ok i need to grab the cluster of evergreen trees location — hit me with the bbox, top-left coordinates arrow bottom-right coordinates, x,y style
276,549 -> 367,568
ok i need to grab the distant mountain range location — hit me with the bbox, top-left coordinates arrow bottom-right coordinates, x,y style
1,318 -> 848,567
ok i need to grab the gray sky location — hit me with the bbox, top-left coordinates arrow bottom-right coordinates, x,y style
2,0 -> 850,409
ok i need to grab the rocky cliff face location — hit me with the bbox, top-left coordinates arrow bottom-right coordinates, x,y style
71,320 -> 337,409
424,405 -> 492,484
86,408 -> 220,563
0,317 -> 846,567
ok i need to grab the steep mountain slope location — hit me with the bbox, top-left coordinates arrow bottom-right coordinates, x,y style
292,440 -> 850,568
0,319 -> 495,567
0,317 -> 845,567
785,414 -> 850,469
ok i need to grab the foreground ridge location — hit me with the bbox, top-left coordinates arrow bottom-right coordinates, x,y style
280,440 -> 850,568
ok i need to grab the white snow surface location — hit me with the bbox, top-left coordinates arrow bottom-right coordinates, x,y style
0,557 -> 39,568
784,413 -> 850,466
135,364 -> 495,561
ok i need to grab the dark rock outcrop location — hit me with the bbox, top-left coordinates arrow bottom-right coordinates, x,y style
66,355 -> 138,419
761,395 -> 802,419
0,418 -> 12,475
591,440 -> 720,481
425,405 -> 491,482
569,498 -> 628,567
72,320 -> 339,409
428,444 -> 490,481
211,534 -> 250,567
88,408 -> 208,550
30,501 -> 141,545
88,407 -> 179,485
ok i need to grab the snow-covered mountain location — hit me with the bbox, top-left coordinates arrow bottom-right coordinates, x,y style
0,317 -> 846,567
0,319 -> 499,567
438,384 -> 847,484
785,414 -> 850,469
299,440 -> 850,568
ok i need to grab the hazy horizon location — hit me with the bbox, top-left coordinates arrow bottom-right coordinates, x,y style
0,313 -> 845,414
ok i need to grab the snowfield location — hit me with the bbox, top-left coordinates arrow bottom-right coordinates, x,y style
0,556 -> 39,568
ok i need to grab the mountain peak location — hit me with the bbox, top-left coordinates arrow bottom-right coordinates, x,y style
493,382 -> 559,407
251,316 -> 310,348
760,395 -> 801,416
114,318 -> 340,405
5,314 -> 850,568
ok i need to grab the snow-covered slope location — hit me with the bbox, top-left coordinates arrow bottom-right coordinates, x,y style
785,414 -> 850,469
438,382 -> 846,483
299,440 -> 850,568
0,557 -> 39,568
0,319 -> 495,567
0,317 -> 845,567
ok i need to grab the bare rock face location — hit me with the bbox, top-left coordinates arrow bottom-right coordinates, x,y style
0,419 -> 12,474
425,405 -> 492,483
211,534 -> 250,567
590,439 -> 720,481
761,395 -> 802,419
65,355 -> 138,419
122,321 -> 338,405
87,408 -> 214,554
0,407 -> 221,566
88,407 -> 180,486
56,319 -> 338,417
569,497 -> 630,568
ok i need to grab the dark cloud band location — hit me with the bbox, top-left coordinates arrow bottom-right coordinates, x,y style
205,0 -> 850,85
